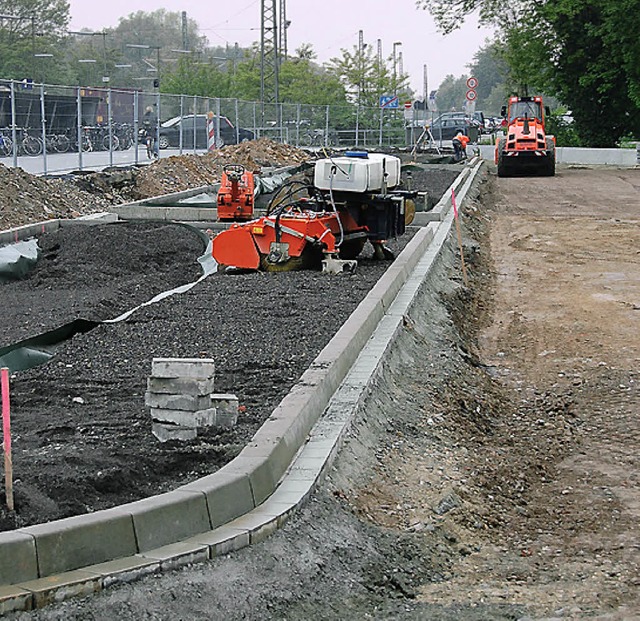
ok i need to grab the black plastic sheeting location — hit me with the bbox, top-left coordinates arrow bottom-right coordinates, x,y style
0,226 -> 216,373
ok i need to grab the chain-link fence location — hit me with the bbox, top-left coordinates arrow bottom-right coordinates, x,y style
0,79 -> 408,175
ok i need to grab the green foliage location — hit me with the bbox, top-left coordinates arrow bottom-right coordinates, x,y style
279,58 -> 347,106
327,43 -> 409,108
418,0 -> 640,147
0,0 -> 69,81
546,111 -> 581,147
435,74 -> 468,112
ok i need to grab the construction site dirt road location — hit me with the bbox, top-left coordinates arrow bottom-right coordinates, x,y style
8,165 -> 640,621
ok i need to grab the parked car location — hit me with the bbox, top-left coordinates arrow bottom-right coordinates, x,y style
157,114 -> 254,149
426,112 -> 483,141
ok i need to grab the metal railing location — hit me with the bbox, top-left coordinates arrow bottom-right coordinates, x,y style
0,79 -> 408,176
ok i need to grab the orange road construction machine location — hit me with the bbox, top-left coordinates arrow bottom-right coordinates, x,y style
495,95 -> 556,177
211,152 -> 416,273
217,164 -> 255,222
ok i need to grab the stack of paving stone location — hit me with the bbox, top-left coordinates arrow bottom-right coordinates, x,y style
146,357 -> 239,442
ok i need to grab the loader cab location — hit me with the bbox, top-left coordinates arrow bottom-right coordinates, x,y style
506,97 -> 544,123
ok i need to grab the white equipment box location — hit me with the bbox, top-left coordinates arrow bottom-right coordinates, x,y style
314,153 -> 401,193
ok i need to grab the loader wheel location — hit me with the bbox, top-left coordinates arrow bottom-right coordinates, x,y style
496,138 -> 510,178
404,198 -> 416,225
543,138 -> 556,176
372,242 -> 395,261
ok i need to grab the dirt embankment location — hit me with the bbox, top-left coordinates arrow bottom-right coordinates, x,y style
0,139 -> 312,230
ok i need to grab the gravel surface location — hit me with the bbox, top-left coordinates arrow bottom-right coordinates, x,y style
0,160 -> 460,532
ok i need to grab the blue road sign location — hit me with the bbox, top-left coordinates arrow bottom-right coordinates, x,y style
380,95 -> 399,109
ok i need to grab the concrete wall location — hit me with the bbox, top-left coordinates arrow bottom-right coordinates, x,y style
477,144 -> 638,166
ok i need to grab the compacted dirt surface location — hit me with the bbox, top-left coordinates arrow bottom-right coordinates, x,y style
4,161 -> 639,620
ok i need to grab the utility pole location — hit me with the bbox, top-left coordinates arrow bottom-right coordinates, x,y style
278,0 -> 289,61
358,30 -> 364,107
423,64 -> 428,106
181,11 -> 188,52
392,41 -> 401,95
260,0 -> 279,117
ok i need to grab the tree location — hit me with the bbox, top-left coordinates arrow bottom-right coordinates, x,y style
435,74 -> 468,112
0,0 -> 69,81
417,0 -> 640,146
467,39 -> 509,113
327,43 -> 408,108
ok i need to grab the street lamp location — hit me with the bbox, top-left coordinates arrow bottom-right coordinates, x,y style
126,43 -> 162,88
69,30 -> 109,82
78,58 -> 97,87
392,41 -> 402,94
34,53 -> 53,84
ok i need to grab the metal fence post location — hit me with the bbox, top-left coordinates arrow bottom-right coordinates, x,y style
134,91 -> 139,165
108,88 -> 114,167
179,95 -> 184,152
235,99 -> 240,144
10,81 -> 17,168
325,105 -> 330,147
215,98 -> 221,148
76,89 -> 83,170
40,84 -> 48,175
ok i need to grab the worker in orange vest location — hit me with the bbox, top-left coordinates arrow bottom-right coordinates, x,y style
452,131 -> 470,161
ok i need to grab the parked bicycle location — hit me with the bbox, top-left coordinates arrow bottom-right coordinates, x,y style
45,132 -> 71,153
0,128 -> 13,157
301,128 -> 339,148
18,128 -> 43,156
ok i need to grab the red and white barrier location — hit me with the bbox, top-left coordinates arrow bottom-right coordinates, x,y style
206,111 -> 217,151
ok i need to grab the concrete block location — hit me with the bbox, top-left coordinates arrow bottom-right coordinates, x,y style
179,468 -> 255,528
147,376 -> 216,396
85,556 -> 159,589
192,407 -> 236,428
145,392 -> 212,411
152,421 -> 197,442
19,507 -> 137,579
64,212 -> 119,224
122,489 -> 211,552
186,525 -> 250,557
18,570 -> 102,609
0,585 -> 33,614
151,358 -> 215,379
227,439 -> 291,506
0,531 -> 38,585
226,510 -> 280,545
209,393 -> 239,427
137,541 -> 209,570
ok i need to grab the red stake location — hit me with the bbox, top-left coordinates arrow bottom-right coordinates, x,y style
1,367 -> 13,512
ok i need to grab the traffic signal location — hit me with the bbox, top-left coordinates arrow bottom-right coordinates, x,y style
153,79 -> 160,88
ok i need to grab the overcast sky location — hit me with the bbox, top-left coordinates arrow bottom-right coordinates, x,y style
67,0 -> 494,97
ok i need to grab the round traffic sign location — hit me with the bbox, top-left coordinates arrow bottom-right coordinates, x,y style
466,89 -> 477,101
466,76 -> 478,89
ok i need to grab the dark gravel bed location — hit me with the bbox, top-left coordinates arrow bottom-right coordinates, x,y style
1,222 -> 207,347
0,166 -> 461,532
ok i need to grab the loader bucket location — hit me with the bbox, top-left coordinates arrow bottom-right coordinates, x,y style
211,225 -> 261,270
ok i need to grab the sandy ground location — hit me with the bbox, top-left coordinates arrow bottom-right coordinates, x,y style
7,164 -> 640,620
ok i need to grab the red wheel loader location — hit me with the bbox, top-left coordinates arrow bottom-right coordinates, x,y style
495,96 -> 556,177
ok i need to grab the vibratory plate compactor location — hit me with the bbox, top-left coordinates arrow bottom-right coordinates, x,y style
211,152 -> 416,273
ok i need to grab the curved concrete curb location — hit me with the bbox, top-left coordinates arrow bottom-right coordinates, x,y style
0,158 -> 485,614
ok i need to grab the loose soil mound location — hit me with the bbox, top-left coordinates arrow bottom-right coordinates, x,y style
0,139 -> 313,230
